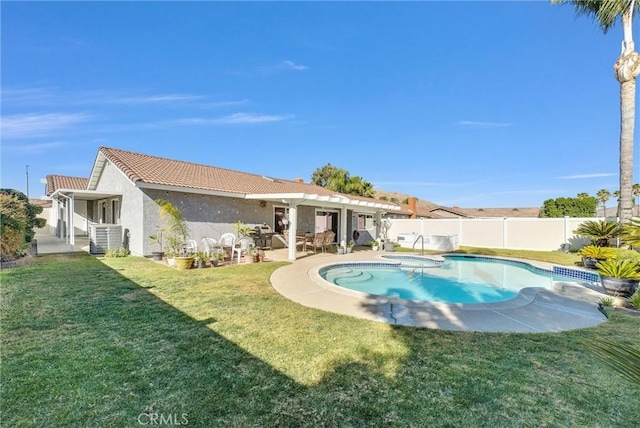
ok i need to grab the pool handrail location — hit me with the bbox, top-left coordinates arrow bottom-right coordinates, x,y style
413,235 -> 425,255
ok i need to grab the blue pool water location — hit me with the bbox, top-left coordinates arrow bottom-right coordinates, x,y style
319,255 -> 556,304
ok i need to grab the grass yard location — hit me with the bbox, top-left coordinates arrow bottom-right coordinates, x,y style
2,252 -> 639,427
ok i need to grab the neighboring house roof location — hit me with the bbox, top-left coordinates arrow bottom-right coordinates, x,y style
398,203 -> 442,218
30,198 -> 52,208
88,147 -> 399,209
427,206 -> 470,218
459,207 -> 541,218
46,175 -> 89,196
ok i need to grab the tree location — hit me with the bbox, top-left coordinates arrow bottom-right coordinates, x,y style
310,163 -> 376,197
0,188 -> 44,243
540,195 -> 598,217
554,0 -> 639,225
633,183 -> 640,214
597,188 -> 612,217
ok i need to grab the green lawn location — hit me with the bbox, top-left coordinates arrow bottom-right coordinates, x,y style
2,253 -> 639,427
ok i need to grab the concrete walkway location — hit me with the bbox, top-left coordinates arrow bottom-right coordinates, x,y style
33,232 -> 90,255
270,249 -> 609,333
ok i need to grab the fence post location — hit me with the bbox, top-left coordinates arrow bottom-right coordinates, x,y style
503,217 -> 507,248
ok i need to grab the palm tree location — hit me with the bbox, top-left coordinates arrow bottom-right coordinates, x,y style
554,0 -> 639,225
597,188 -> 611,217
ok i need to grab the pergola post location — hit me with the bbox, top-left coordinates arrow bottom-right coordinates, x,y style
287,202 -> 298,261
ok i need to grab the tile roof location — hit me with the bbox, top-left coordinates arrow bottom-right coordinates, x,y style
97,147 -> 395,206
459,207 -> 541,218
46,175 -> 89,196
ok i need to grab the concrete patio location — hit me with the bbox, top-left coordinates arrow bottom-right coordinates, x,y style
269,248 -> 609,333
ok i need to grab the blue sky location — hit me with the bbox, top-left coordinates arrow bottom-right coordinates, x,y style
2,1 -> 638,208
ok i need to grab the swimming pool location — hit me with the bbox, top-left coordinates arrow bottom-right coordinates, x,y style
319,255 -> 560,304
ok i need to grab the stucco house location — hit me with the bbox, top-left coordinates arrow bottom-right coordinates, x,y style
45,147 -> 401,260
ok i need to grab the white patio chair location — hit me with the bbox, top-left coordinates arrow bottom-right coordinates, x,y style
233,237 -> 254,263
218,233 -> 236,261
201,237 -> 218,258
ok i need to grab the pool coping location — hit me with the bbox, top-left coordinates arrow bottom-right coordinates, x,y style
270,251 -> 609,333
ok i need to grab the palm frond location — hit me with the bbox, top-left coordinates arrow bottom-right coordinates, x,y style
553,0 -> 638,33
583,339 -> 640,385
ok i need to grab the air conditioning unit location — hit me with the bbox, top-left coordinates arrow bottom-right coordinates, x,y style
90,224 -> 122,255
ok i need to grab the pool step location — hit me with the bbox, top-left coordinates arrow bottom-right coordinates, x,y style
325,267 -> 373,284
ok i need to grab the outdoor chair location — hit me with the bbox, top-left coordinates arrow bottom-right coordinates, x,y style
179,239 -> 198,256
323,231 -> 336,253
234,237 -> 254,263
201,237 -> 218,258
218,233 -> 237,261
309,232 -> 326,254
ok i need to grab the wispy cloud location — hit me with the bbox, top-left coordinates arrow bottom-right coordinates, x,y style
173,112 -> 292,125
1,87 -> 55,106
456,120 -> 513,128
2,86 -> 231,108
257,60 -> 309,75
1,113 -> 92,139
555,173 -> 616,179
374,180 -> 487,187
2,141 -> 69,154
108,93 -> 206,104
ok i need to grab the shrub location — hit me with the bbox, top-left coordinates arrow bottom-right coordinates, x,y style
620,218 -> 640,248
105,247 -> 129,258
628,290 -> 640,310
0,193 -> 28,258
596,259 -> 640,279
579,245 -> 617,260
574,220 -> 621,246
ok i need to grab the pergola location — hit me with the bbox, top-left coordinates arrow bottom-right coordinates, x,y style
246,192 -> 401,261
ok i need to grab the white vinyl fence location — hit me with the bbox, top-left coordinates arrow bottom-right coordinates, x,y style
387,217 -> 594,252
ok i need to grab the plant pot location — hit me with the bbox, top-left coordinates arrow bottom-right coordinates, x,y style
212,259 -> 219,267
346,248 -> 353,253
384,242 -> 395,252
174,256 -> 195,271
582,257 -> 601,269
151,251 -> 164,262
600,276 -> 639,297
337,248 -> 345,255
371,246 -> 379,251
197,259 -> 207,269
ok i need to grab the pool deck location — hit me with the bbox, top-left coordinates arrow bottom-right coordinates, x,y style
270,249 -> 609,333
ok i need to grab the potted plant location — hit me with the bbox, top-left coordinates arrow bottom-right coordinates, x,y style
211,250 -> 225,267
152,199 -> 194,270
244,244 -> 257,263
370,239 -> 379,251
196,251 -> 209,268
233,220 -> 255,238
579,245 -> 617,269
346,240 -> 355,253
148,230 -> 165,261
596,259 -> 640,296
574,220 -> 621,247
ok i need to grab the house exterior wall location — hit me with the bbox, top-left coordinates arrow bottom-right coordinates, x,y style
141,189 -> 319,255
94,161 -> 146,255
